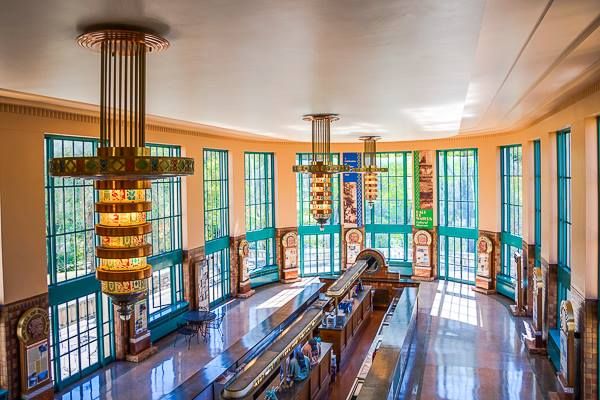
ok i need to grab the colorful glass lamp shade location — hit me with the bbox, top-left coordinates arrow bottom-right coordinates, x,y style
48,28 -> 194,319
352,136 -> 387,207
292,114 -> 348,229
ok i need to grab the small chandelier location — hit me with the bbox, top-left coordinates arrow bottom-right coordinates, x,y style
352,136 -> 387,207
292,114 -> 348,228
49,27 -> 194,319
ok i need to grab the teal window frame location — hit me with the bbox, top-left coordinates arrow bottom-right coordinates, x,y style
244,152 -> 278,287
296,153 -> 341,276
437,149 -> 479,284
498,145 -> 523,298
534,140 -> 541,267
204,149 -> 231,305
146,144 -> 187,326
45,135 -> 114,390
550,129 -> 572,371
556,130 -> 571,325
364,152 -> 413,275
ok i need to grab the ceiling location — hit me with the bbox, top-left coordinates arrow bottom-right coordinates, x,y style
1,0 -> 599,142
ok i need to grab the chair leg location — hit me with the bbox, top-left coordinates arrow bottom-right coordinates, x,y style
187,336 -> 191,350
173,335 -> 177,348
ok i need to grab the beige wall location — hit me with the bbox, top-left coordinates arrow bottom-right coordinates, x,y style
0,89 -> 598,304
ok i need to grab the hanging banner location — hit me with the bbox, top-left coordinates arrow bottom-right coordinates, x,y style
413,150 -> 434,229
342,153 -> 362,227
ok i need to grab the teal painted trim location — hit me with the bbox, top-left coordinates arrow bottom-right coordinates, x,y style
534,140 -> 542,267
438,226 -> 478,240
48,275 -> 100,305
205,236 -> 230,254
54,363 -> 103,391
365,224 -> 412,234
148,249 -> 184,271
387,263 -> 413,276
556,129 -> 571,330
250,270 -> 280,288
149,301 -> 189,342
246,228 -> 276,242
250,264 -> 278,278
298,225 -> 341,235
500,232 -> 522,248
496,273 -> 515,299
548,328 -> 561,371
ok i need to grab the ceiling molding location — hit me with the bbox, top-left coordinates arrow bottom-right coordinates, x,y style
0,90 -> 287,143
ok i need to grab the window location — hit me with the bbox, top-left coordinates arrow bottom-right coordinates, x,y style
296,153 -> 341,276
147,144 -> 185,319
534,140 -> 541,267
365,152 -> 413,273
499,145 -> 523,298
46,136 -> 97,284
45,135 -> 114,389
557,130 -> 571,323
437,149 -> 478,284
204,149 -> 231,304
549,129 -> 571,370
245,153 -> 277,286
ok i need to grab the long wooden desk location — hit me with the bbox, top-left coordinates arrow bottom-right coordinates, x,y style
319,286 -> 372,367
267,342 -> 333,400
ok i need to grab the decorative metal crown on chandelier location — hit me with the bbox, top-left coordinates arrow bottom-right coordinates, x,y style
352,136 -> 387,206
292,114 -> 349,228
48,27 -> 194,319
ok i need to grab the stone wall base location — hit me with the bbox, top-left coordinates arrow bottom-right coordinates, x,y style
0,293 -> 49,400
125,345 -> 158,363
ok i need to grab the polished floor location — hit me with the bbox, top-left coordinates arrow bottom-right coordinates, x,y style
56,279 -> 558,400
401,281 -> 557,400
55,278 -> 320,400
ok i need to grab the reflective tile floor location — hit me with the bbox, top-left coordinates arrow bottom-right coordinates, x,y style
55,278 -> 319,400
401,281 -> 557,400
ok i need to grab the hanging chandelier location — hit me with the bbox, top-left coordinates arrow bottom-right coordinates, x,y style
292,114 -> 349,228
48,27 -> 194,319
352,136 -> 387,206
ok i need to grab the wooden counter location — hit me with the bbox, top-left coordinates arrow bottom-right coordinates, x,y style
357,287 -> 418,400
266,342 -> 332,400
319,286 -> 372,367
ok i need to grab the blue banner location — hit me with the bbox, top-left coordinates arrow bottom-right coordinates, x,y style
342,153 -> 362,227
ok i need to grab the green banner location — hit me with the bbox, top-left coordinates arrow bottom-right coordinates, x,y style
413,150 -> 434,229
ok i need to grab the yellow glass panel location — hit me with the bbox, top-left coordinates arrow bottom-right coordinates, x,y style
99,212 -> 147,226
99,257 -> 147,270
98,189 -> 146,203
101,235 -> 146,248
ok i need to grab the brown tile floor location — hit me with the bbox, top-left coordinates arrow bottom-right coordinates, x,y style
400,281 -> 558,400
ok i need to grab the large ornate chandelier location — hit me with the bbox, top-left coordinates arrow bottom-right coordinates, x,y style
49,28 -> 194,319
353,136 -> 387,206
292,114 -> 348,228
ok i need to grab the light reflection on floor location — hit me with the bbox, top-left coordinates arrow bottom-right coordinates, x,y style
255,288 -> 304,309
400,280 -> 553,400
430,281 -> 480,327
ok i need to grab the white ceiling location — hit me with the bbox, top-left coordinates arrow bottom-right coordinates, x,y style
0,0 -> 599,142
